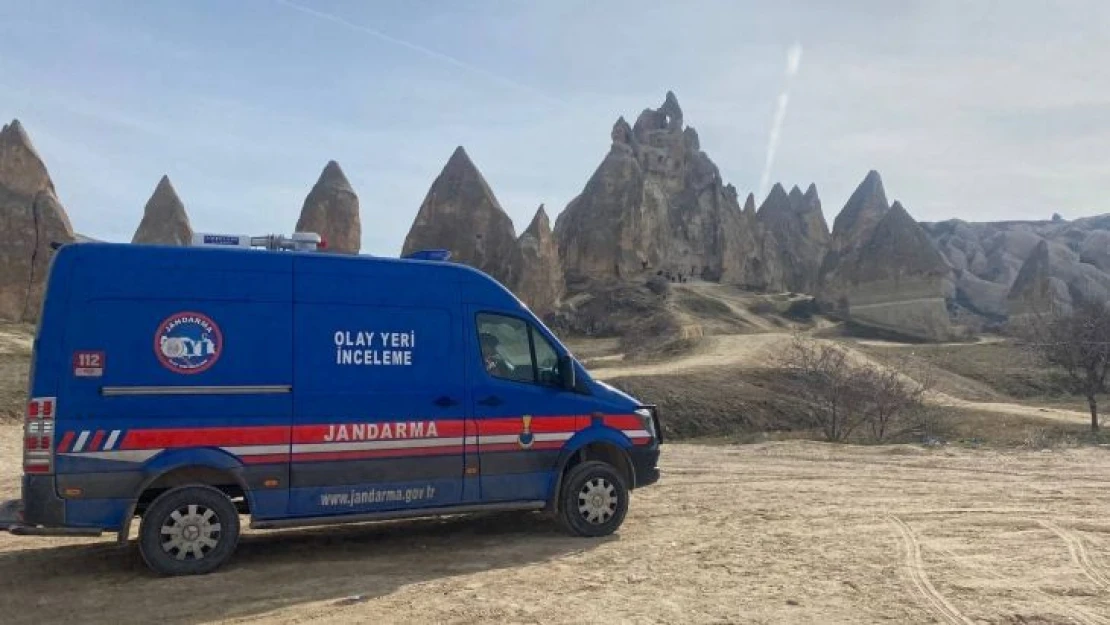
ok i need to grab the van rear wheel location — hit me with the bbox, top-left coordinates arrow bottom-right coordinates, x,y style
138,485 -> 240,576
557,460 -> 629,537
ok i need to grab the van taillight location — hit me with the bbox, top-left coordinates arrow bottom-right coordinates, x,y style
23,397 -> 56,474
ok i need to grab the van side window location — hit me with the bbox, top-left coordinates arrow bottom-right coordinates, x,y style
476,313 -> 561,386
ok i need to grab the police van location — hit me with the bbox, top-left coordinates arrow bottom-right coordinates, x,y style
0,232 -> 661,575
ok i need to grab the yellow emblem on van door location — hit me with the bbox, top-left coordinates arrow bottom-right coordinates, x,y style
518,415 -> 535,449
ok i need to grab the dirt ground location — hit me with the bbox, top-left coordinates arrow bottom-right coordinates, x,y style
2,422 -> 1110,625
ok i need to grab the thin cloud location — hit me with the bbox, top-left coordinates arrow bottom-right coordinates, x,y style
273,0 -> 563,108
759,41 -> 803,198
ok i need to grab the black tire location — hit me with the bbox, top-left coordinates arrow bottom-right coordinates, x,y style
138,485 -> 240,576
557,460 -> 629,537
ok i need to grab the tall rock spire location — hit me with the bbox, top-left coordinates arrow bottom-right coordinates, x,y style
402,147 -> 523,287
553,91 -> 764,287
756,182 -> 829,293
0,119 -> 76,321
295,160 -> 361,253
516,204 -> 564,316
132,175 -> 193,245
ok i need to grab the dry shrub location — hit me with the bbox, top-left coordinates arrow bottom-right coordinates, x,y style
775,335 -> 933,443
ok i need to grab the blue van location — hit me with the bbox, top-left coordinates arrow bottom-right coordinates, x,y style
0,235 -> 661,575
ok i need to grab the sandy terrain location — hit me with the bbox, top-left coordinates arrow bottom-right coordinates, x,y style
2,422 -> 1109,624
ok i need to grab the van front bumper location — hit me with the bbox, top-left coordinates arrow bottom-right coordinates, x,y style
630,446 -> 660,488
0,476 -> 103,537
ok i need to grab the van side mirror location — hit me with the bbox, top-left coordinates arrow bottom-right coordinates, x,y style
559,354 -> 576,390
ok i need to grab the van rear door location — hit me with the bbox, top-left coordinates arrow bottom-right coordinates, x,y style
288,258 -> 467,517
55,246 -> 294,522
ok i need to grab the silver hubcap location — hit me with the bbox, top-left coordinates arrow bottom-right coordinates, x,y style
160,504 -> 221,561
577,477 -> 618,525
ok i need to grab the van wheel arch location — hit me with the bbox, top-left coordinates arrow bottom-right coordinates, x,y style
549,442 -> 634,514
118,465 -> 250,544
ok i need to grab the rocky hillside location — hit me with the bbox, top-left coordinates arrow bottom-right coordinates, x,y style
4,96 -> 1110,342
923,215 -> 1110,324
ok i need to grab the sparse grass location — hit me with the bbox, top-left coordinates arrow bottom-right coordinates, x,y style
746,300 -> 779,316
0,324 -> 32,422
674,290 -> 740,320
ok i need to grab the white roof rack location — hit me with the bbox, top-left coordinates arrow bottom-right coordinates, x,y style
191,232 -> 325,252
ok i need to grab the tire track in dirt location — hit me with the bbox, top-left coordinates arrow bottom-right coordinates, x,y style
932,542 -> 1109,625
1040,520 -> 1110,590
887,515 -> 974,625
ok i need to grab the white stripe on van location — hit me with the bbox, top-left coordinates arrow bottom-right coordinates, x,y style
72,431 -> 90,452
293,437 -> 466,454
103,430 -> 121,451
220,445 -> 290,456
61,449 -> 161,463
622,429 -> 651,438
477,432 -> 575,446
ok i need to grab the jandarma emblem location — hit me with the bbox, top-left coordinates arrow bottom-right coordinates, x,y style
518,415 -> 535,449
154,312 -> 223,374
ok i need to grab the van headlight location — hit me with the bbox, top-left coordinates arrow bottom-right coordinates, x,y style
634,407 -> 657,439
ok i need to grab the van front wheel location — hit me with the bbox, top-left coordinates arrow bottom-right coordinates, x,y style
558,460 -> 629,537
138,485 -> 240,576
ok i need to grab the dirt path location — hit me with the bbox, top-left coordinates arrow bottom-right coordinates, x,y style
594,332 -> 1094,426
2,433 -> 1109,624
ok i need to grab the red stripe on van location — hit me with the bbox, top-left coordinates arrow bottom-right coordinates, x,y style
477,416 -> 581,435
58,431 -> 75,453
603,415 -> 643,430
121,426 -> 290,450
89,430 -> 105,452
237,454 -> 290,465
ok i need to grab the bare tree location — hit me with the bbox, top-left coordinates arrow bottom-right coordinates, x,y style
1011,298 -> 1110,432
778,335 -> 932,443
777,336 -> 864,441
860,361 -> 929,443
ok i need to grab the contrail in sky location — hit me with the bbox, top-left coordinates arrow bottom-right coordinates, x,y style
274,0 -> 562,107
758,42 -> 803,199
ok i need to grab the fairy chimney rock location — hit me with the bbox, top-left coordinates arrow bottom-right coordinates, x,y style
402,147 -> 523,287
516,204 -> 565,316
131,175 -> 193,246
0,119 -> 76,321
295,160 -> 361,253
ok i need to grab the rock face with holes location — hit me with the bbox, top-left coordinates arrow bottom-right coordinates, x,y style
0,119 -> 76,321
402,146 -> 523,288
516,204 -> 564,317
132,175 -> 193,246
818,171 -> 955,341
756,183 -> 829,294
554,92 -> 765,288
295,160 -> 361,254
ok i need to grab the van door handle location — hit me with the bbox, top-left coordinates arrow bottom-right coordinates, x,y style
434,396 -> 458,407
477,395 -> 503,407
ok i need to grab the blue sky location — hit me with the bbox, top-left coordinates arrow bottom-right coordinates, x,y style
2,0 -> 1107,255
